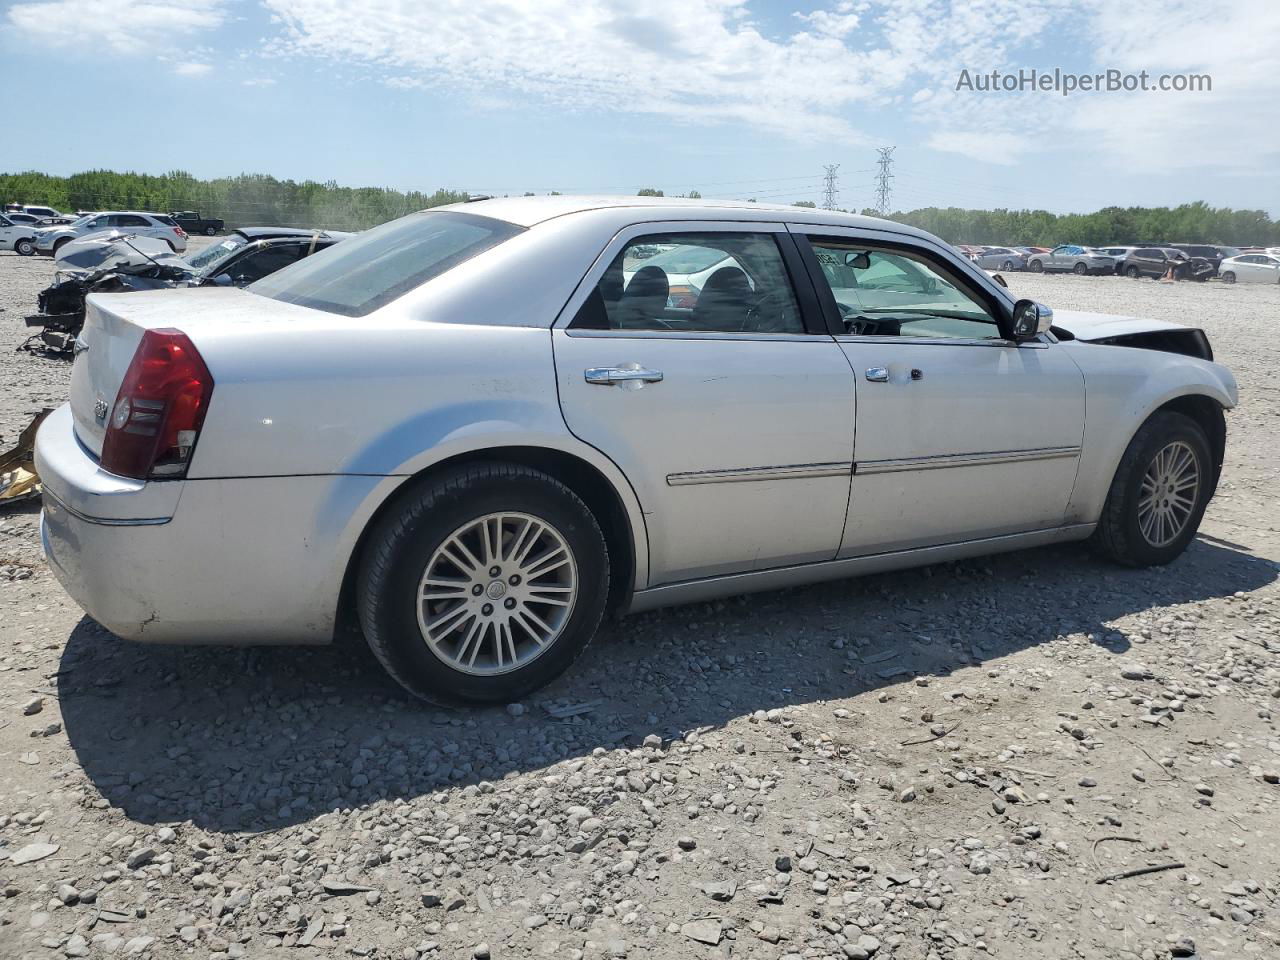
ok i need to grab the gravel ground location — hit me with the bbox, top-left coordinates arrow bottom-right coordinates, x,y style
1,248 -> 1279,960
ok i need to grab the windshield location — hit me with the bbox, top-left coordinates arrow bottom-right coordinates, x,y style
185,235 -> 248,274
249,210 -> 524,317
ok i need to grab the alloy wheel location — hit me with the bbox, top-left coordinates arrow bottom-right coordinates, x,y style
416,512 -> 578,676
1137,440 -> 1200,548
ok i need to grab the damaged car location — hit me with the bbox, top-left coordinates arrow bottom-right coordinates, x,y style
35,197 -> 1236,705
23,228 -> 349,353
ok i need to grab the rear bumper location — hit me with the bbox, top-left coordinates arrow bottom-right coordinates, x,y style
36,403 -> 390,645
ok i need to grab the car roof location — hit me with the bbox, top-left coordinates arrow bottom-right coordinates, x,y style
437,194 -> 932,239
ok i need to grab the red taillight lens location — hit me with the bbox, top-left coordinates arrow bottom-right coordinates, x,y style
174,226 -> 188,239
100,328 -> 214,480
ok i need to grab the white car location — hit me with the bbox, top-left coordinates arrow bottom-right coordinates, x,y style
1218,253 -> 1280,284
0,212 -> 38,256
36,197 -> 1236,705
33,211 -> 188,256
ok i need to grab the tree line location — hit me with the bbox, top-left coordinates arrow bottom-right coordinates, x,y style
3,170 -> 1276,245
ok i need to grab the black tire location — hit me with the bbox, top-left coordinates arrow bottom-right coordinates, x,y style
1001,259 -> 1014,271
357,462 -> 611,705
51,236 -> 70,256
14,237 -> 35,256
1090,411 -> 1213,567
1220,271 -> 1235,284
1029,259 -> 1044,273
1073,262 -> 1088,275
204,225 -> 217,236
1126,265 -> 1141,279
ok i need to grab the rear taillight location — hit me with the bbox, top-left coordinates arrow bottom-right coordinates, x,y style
174,226 -> 188,239
101,328 -> 214,480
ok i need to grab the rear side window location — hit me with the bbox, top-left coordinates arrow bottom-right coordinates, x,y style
155,215 -> 177,226
250,210 -> 524,317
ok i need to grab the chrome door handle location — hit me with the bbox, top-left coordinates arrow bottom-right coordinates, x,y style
865,367 -> 889,382
584,365 -> 664,386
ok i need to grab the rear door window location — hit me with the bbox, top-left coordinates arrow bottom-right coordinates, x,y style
250,210 -> 524,317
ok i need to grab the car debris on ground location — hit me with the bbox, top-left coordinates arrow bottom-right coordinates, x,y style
0,406 -> 51,507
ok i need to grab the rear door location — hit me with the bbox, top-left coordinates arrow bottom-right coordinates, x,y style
792,227 -> 1086,556
553,222 -> 856,585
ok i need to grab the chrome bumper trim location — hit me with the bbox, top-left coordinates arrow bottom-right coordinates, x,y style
44,490 -> 171,527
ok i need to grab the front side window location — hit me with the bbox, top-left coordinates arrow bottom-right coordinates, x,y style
250,210 -> 524,317
807,240 -> 1000,340
186,235 -> 247,273
572,232 -> 804,334
221,244 -> 309,284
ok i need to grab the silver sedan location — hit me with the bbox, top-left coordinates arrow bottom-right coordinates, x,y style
37,197 -> 1236,704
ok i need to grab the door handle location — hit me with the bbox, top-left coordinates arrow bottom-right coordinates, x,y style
584,365 -> 664,386
865,367 -> 889,382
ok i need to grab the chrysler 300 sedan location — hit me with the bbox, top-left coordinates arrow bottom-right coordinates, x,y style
36,197 -> 1237,704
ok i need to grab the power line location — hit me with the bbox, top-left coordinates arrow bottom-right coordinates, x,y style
874,147 -> 896,215
821,164 -> 840,211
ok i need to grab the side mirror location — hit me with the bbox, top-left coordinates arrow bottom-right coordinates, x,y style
1011,299 -> 1052,341
843,251 -> 871,269
212,273 -> 233,286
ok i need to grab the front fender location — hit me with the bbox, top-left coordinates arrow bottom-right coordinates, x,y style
1061,341 -> 1236,524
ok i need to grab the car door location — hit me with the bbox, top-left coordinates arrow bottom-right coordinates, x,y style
793,227 -> 1086,556
1048,245 -> 1071,271
553,222 -> 856,585
0,215 -> 15,250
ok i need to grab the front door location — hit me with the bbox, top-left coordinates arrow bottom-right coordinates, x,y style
795,229 -> 1086,556
553,223 -> 856,586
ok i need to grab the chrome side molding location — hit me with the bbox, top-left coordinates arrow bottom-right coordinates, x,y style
666,461 -> 853,486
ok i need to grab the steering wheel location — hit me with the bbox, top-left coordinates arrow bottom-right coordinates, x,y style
743,290 -> 795,332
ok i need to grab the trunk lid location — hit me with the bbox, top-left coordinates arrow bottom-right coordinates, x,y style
68,287 -> 322,457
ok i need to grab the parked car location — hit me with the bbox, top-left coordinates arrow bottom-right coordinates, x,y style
1165,244 -> 1240,276
970,246 -> 1026,271
36,197 -> 1236,704
1098,246 -> 1141,272
1026,245 -> 1117,275
32,211 -> 188,256
171,211 -> 225,236
0,213 -> 38,256
35,215 -> 77,227
1119,247 -> 1186,279
6,212 -> 41,226
183,227 -> 354,281
1218,253 -> 1280,284
5,203 -> 64,219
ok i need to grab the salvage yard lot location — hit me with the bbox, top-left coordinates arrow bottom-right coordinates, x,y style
1,247 -> 1279,960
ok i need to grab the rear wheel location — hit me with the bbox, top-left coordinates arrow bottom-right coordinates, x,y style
14,237 -> 35,256
1220,271 -> 1235,284
1090,411 -> 1212,567
357,463 -> 611,704
1072,262 -> 1088,275
1126,265 -> 1141,278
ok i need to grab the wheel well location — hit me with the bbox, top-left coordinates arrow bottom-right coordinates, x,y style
333,446 -> 638,642
1156,394 -> 1227,491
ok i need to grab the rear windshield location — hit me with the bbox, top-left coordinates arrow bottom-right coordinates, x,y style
249,210 -> 524,317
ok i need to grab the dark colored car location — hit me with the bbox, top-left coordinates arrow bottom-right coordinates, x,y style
1164,244 -> 1240,276
1120,247 -> 1184,279
171,210 -> 226,236
183,228 -> 352,284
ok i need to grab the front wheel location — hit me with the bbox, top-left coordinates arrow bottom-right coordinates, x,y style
1220,271 -> 1235,284
204,226 -> 217,236
1090,411 -> 1213,567
14,238 -> 35,256
357,463 -> 611,704
1126,265 -> 1141,278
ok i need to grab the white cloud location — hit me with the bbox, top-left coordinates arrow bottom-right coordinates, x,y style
174,62 -> 213,76
6,0 -> 224,55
